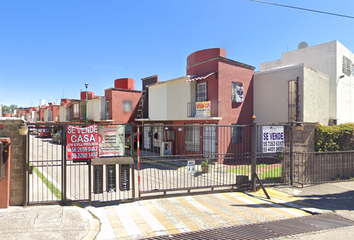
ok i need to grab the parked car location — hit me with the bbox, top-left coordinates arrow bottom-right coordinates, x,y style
52,132 -> 62,144
38,129 -> 51,138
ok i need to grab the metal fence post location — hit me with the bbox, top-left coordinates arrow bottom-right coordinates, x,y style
137,125 -> 141,200
290,122 -> 294,185
62,125 -> 67,205
251,116 -> 257,192
24,133 -> 29,206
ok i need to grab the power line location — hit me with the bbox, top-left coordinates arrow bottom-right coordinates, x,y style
247,0 -> 354,19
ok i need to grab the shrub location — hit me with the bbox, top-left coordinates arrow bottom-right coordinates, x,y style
315,123 -> 354,152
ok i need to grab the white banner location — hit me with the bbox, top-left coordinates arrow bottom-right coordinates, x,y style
262,126 -> 284,153
98,125 -> 125,157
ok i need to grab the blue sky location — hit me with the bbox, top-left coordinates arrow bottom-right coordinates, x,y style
1,0 -> 354,107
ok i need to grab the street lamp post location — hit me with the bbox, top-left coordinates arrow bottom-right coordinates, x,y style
85,83 -> 89,124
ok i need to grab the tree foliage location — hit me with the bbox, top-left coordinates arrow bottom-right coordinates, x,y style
1,104 -> 18,114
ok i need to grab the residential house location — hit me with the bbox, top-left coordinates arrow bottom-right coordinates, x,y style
21,107 -> 39,122
104,78 -> 142,124
43,103 -> 60,122
259,40 -> 354,125
254,64 -> 330,125
137,48 -> 255,161
59,99 -> 73,122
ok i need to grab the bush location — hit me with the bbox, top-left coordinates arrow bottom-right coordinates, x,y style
315,124 -> 354,152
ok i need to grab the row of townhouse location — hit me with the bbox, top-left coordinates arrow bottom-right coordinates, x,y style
13,40 -> 354,159
17,78 -> 143,125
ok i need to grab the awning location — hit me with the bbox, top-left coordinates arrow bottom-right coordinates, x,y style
185,71 -> 217,82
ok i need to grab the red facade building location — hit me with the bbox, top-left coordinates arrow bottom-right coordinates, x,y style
138,48 -> 255,160
105,78 -> 142,124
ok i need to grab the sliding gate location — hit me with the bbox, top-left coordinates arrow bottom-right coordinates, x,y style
26,123 -> 135,205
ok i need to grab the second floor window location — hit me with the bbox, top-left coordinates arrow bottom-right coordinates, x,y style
123,100 -> 132,112
232,82 -> 244,102
196,82 -> 207,102
73,104 -> 79,118
105,100 -> 110,119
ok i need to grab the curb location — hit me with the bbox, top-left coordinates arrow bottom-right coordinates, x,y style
74,206 -> 100,240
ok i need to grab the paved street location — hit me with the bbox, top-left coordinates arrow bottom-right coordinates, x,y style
259,181 -> 354,240
25,134 -> 354,240
84,192 -> 309,239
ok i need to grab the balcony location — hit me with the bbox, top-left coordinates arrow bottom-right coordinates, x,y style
187,101 -> 222,118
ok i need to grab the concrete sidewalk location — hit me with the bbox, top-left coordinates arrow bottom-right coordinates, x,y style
0,181 -> 353,240
253,181 -> 354,239
0,205 -> 99,240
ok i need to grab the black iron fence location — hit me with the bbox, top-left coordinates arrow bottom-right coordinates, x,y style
289,151 -> 354,185
136,124 -> 257,198
26,123 -> 135,205
25,122 -> 354,205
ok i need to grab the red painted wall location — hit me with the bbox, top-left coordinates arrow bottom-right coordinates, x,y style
187,48 -> 226,75
115,78 -> 135,90
80,91 -> 95,100
39,108 -> 45,122
217,60 -> 254,125
52,105 -> 60,122
105,89 -> 142,124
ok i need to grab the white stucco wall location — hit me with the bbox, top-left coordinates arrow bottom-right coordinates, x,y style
59,106 -> 67,122
254,65 -> 303,124
166,78 -> 191,120
303,67 -> 329,124
336,43 -> 354,124
260,41 -> 339,121
149,76 -> 190,120
44,109 -> 49,122
88,97 -> 105,121
149,83 -> 167,120
254,64 -> 329,125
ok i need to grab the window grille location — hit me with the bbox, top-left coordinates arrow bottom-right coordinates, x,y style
184,124 -> 200,152
343,56 -> 352,76
232,82 -> 244,102
196,82 -> 207,102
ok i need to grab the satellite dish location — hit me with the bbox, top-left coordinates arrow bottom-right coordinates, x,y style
298,42 -> 308,49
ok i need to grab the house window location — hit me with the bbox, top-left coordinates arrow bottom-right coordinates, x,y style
196,82 -> 207,102
232,82 -> 244,102
288,80 -> 296,122
73,104 -> 79,118
343,56 -> 352,76
231,125 -> 243,144
184,124 -> 200,152
123,100 -> 132,112
105,100 -> 109,119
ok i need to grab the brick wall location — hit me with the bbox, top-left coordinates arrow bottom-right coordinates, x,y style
0,119 -> 25,206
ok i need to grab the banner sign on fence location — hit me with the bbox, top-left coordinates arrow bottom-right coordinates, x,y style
98,125 -> 125,157
262,126 -> 284,153
187,160 -> 196,174
195,101 -> 211,117
66,125 -> 99,160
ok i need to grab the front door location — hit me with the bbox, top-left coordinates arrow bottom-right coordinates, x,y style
143,125 -> 151,150
203,124 -> 217,159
